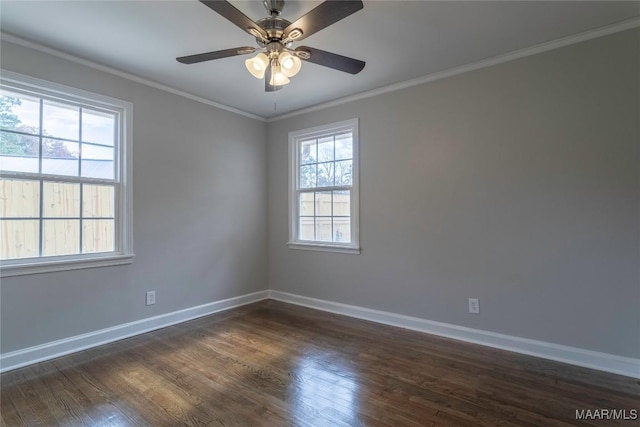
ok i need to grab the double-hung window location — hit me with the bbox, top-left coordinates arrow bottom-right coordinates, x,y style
288,118 -> 359,254
0,71 -> 132,276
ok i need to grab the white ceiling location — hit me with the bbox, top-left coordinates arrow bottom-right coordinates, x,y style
1,1 -> 638,119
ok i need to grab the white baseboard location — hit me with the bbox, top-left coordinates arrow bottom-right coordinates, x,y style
3,289 -> 638,378
269,290 -> 640,379
0,290 -> 269,373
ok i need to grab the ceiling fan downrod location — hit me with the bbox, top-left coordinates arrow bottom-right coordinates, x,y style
263,0 -> 284,16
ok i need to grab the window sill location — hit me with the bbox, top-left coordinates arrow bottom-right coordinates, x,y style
287,242 -> 360,254
1,254 -> 135,277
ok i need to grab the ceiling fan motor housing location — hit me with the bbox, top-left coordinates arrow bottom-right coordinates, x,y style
256,16 -> 292,45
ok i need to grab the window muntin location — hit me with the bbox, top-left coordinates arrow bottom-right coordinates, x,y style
289,119 -> 359,253
0,72 -> 132,275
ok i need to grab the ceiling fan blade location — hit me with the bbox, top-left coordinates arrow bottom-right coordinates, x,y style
176,47 -> 256,64
199,0 -> 268,41
265,62 -> 282,92
295,47 -> 365,74
283,1 -> 363,42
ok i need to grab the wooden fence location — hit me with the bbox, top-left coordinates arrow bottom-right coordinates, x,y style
1,179 -> 114,259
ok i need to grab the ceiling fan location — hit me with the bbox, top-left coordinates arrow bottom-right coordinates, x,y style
177,0 -> 366,92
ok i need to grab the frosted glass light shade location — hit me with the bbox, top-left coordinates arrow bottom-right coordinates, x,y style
270,72 -> 290,86
269,61 -> 291,86
245,53 -> 269,79
278,52 -> 302,77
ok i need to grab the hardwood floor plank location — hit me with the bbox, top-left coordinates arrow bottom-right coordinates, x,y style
2,300 -> 638,426
52,357 -> 145,426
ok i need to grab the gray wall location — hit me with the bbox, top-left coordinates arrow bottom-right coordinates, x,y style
2,28 -> 638,360
0,40 -> 268,353
267,29 -> 640,358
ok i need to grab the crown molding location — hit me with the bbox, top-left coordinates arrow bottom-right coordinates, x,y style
0,32 -> 267,122
267,17 -> 640,122
2,16 -> 638,124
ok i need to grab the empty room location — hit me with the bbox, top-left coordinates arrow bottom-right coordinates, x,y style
0,1 -> 638,425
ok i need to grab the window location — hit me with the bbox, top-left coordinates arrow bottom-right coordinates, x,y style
0,71 -> 132,276
288,118 -> 359,253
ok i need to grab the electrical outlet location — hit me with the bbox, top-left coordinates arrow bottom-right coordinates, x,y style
146,291 -> 156,306
468,298 -> 479,314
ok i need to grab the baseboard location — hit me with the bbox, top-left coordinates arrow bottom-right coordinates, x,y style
269,290 -> 640,379
0,290 -> 269,373
3,289 -> 638,378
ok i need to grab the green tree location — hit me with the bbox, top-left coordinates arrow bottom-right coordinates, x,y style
1,96 -> 75,158
0,96 -> 21,128
43,139 -> 76,158
0,96 -> 36,155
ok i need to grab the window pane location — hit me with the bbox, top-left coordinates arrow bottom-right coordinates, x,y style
42,219 -> 79,256
299,192 -> 314,216
317,162 -> 334,187
43,182 -> 80,217
83,185 -> 115,218
81,143 -> 114,179
42,139 -> 79,176
82,109 -> 115,146
333,190 -> 350,216
317,136 -> 334,162
333,217 -> 351,243
300,139 -> 316,165
300,164 -> 316,189
82,219 -> 114,253
0,91 -> 40,133
335,133 -> 352,160
315,191 -> 331,216
335,160 -> 352,186
0,179 -> 40,217
1,219 -> 39,259
315,217 -> 332,242
43,100 -> 79,141
299,217 -> 314,241
0,132 -> 39,173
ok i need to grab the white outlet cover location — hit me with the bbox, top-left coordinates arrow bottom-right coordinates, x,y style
146,291 -> 156,306
468,298 -> 480,314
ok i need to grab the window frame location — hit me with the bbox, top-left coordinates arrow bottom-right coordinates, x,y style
0,70 -> 133,277
288,118 -> 360,254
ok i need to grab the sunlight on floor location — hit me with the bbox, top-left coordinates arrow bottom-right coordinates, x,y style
291,353 -> 361,424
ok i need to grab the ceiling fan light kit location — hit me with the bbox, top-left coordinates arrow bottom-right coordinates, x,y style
177,0 -> 366,92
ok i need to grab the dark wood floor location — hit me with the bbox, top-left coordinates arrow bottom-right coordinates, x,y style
1,300 -> 638,426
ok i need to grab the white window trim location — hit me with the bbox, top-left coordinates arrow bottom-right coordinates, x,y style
288,118 -> 360,254
0,70 -> 133,277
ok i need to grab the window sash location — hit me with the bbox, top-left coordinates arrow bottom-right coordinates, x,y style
0,88 -> 120,182
296,189 -> 352,244
0,178 -> 119,260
